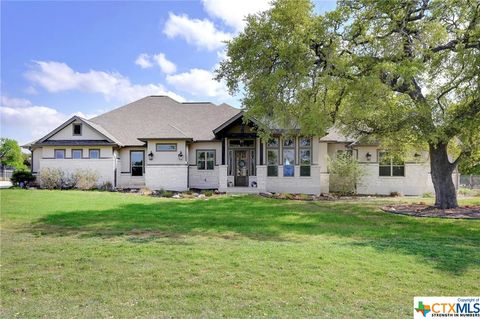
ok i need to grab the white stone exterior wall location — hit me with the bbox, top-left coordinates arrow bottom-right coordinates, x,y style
357,163 -> 434,195
266,165 -> 322,194
188,166 -> 219,189
39,158 -> 115,185
145,165 -> 188,191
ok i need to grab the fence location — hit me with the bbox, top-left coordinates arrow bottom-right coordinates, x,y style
460,175 -> 480,189
0,167 -> 14,181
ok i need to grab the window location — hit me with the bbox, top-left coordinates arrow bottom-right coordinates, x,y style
156,143 -> 177,152
54,149 -> 65,159
379,151 -> 405,176
229,139 -> 254,148
73,123 -> 82,136
283,138 -> 295,177
336,149 -> 353,158
267,138 -> 279,176
72,149 -> 82,159
299,137 -> 312,176
197,150 -> 215,170
89,149 -> 100,159
131,151 -> 144,176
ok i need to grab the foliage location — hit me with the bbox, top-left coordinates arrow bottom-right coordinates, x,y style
0,138 -> 25,169
328,154 -> 365,195
217,0 -> 480,208
37,168 -> 64,189
202,190 -> 214,197
72,169 -> 99,190
458,187 -> 480,197
1,190 -> 479,317
10,169 -> 35,187
99,181 -> 114,191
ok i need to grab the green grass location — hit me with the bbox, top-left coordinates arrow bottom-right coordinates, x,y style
1,190 -> 479,318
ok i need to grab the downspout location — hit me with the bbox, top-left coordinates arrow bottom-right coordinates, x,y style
186,141 -> 190,189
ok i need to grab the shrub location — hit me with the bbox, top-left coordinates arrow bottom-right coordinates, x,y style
139,187 -> 152,195
38,168 -> 64,189
10,169 -> 35,187
99,182 -> 114,191
161,191 -> 174,198
202,190 -> 213,197
328,154 -> 365,195
422,192 -> 434,198
72,169 -> 99,190
390,191 -> 402,197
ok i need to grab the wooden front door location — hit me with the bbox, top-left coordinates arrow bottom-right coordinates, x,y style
234,150 -> 249,186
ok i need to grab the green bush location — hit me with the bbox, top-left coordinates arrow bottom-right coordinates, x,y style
10,169 -> 35,187
202,190 -> 214,197
328,154 -> 365,195
422,192 -> 434,198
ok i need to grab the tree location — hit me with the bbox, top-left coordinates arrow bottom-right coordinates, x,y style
0,138 -> 25,169
217,0 -> 480,209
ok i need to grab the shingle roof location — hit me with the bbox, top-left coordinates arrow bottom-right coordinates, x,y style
89,96 -> 240,145
34,140 -> 116,146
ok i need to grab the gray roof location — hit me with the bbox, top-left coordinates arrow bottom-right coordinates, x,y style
89,96 -> 240,145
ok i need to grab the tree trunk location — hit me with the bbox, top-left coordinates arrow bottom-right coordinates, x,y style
429,143 -> 458,209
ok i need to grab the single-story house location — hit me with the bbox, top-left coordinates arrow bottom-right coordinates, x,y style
24,95 -> 450,195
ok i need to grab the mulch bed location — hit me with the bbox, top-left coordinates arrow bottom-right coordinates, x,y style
381,204 -> 480,219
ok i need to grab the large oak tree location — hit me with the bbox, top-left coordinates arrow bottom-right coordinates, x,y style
217,0 -> 480,208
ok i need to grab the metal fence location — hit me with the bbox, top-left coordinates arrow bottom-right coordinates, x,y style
460,175 -> 480,189
0,167 -> 14,181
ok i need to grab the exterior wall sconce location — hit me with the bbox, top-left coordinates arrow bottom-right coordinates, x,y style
178,151 -> 184,161
414,153 -> 421,159
366,152 -> 372,161
148,151 -> 154,161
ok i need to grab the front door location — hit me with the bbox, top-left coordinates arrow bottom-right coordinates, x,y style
234,150 -> 249,186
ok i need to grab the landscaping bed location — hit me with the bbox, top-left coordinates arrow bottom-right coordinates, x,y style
382,203 -> 480,219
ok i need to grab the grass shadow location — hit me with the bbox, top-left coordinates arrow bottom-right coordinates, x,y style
28,195 -> 480,274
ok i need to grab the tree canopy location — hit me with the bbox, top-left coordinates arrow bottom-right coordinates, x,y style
0,138 -> 26,169
217,0 -> 480,208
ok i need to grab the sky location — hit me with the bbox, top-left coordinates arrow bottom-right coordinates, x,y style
1,0 -> 337,145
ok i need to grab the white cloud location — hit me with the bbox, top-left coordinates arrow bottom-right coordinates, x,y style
135,53 -> 153,69
166,68 -> 228,98
163,12 -> 231,51
202,0 -> 271,32
1,97 -> 70,139
153,53 -> 177,74
25,60 -> 185,103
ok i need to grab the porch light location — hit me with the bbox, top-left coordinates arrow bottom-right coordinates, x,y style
366,152 -> 372,161
178,151 -> 184,161
414,152 -> 421,158
148,151 -> 154,160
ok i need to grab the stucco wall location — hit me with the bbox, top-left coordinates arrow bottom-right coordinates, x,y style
49,120 -> 106,140
39,158 -> 115,185
188,141 -> 222,165
145,165 -> 188,191
146,140 -> 187,165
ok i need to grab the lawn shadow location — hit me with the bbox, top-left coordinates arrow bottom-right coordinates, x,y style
27,195 -> 480,274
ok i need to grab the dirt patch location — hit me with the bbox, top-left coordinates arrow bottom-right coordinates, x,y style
381,204 -> 480,219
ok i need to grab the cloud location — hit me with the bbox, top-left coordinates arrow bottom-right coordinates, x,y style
166,68 -> 228,98
25,60 -> 185,103
163,12 -> 231,51
152,53 -> 177,74
135,53 -> 153,69
135,53 -> 177,74
202,0 -> 271,32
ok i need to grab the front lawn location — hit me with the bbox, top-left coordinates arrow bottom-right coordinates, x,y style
1,190 -> 479,318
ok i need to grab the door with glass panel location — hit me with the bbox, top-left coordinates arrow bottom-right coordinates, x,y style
234,150 -> 249,186
130,151 -> 144,176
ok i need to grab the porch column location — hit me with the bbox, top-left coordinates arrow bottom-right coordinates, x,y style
219,165 -> 228,192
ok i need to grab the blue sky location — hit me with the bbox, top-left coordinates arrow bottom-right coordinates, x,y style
1,0 -> 336,145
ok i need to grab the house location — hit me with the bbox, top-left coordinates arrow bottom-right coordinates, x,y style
24,95 -> 442,195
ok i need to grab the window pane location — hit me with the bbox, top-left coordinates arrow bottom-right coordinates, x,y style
250,150 -> 255,176
72,150 -> 82,159
131,152 -> 144,166
392,166 -> 405,176
283,138 -> 295,147
300,166 -> 311,176
379,165 -> 391,176
379,152 -> 390,165
300,149 -> 311,165
267,150 -> 278,165
198,151 -> 205,160
283,149 -> 295,165
55,150 -> 65,159
392,155 -> 404,166
242,139 -> 254,147
228,150 -> 233,175
131,166 -> 143,176
229,139 -> 241,147
207,160 -> 214,170
299,137 -> 311,147
156,144 -> 176,151
89,150 -> 100,159
267,138 -> 279,148
207,151 -> 215,160
73,124 -> 82,135
267,166 -> 278,177
198,160 -> 205,170
283,165 -> 294,177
